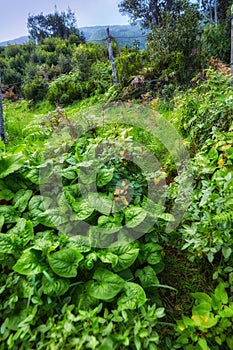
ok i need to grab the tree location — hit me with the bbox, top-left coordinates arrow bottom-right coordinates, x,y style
198,0 -> 231,63
198,0 -> 231,24
27,7 -> 85,44
119,0 -> 176,29
147,1 -> 201,77
119,0 -> 201,85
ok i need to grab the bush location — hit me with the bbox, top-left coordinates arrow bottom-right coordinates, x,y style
172,68 -> 233,149
47,72 -> 90,105
90,61 -> 112,94
201,23 -> 230,64
22,76 -> 49,102
115,48 -> 143,86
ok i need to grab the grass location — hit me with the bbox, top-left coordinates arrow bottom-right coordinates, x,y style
3,99 -> 54,146
160,245 -> 216,323
3,95 -> 106,148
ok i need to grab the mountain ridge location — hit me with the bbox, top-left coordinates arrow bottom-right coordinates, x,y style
0,24 -> 147,49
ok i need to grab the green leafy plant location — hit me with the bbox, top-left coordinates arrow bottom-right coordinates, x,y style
180,131 -> 233,263
0,114 -> 173,349
175,282 -> 233,349
172,68 -> 233,149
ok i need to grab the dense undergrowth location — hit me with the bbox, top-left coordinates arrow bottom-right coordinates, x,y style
0,68 -> 233,349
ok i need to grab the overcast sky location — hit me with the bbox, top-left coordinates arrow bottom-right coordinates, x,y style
0,0 -> 130,42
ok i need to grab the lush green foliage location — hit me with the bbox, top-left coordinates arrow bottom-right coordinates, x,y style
0,108 -> 176,348
172,69 -> 233,148
201,23 -> 230,63
175,282 -> 233,349
0,2 -> 233,347
27,7 -> 85,44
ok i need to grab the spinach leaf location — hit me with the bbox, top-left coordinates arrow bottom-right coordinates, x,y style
88,268 -> 125,301
48,248 -> 83,278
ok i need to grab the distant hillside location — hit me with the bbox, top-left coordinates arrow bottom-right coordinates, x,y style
82,24 -> 147,49
0,24 -> 147,48
0,36 -> 29,46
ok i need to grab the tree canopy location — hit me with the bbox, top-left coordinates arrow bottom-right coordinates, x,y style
119,0 -> 176,29
118,0 -> 232,28
27,7 -> 85,44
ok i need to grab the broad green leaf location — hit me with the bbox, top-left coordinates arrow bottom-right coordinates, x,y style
25,167 -> 40,184
71,200 -> 94,220
28,195 -> 53,224
158,213 -> 175,222
65,155 -> 78,165
218,305 -> 233,318
61,166 -> 78,180
48,248 -> 83,278
98,215 -> 121,234
0,219 -> 34,253
0,153 -> 25,179
8,218 -> 34,246
0,233 -> 14,254
0,189 -> 14,201
214,282 -> 228,304
13,189 -> 33,213
222,246 -> 232,260
98,251 -> 118,267
79,161 -> 97,184
88,268 -> 125,301
135,266 -> 159,288
42,272 -> 70,296
125,207 -> 147,228
192,302 -> 212,316
191,314 -> 218,329
207,252 -> 214,263
109,243 -> 139,272
64,183 -> 81,199
87,193 -> 113,215
227,337 -> 233,350
208,147 -> 218,162
117,282 -> 147,310
155,307 -> 165,318
96,167 -> 114,187
0,205 -> 18,223
37,209 -> 68,228
74,282 -> 99,310
13,249 -> 43,275
191,293 -> 212,305
198,338 -> 209,350
69,235 -> 92,252
139,242 -> 163,265
181,316 -> 194,328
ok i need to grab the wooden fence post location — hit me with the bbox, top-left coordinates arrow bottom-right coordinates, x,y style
106,27 -> 118,87
0,71 -> 5,143
231,4 -> 233,82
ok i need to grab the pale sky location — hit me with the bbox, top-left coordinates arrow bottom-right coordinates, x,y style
0,0 -> 129,42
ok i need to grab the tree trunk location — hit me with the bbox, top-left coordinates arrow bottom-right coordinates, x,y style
214,0 -> 218,24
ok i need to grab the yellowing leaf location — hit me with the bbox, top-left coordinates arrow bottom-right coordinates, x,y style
151,98 -> 159,110
218,159 -> 224,167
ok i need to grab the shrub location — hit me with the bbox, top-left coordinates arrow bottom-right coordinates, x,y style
115,48 -> 143,86
172,68 -> 233,149
22,76 -> 49,102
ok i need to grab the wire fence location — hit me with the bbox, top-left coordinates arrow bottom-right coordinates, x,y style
0,31 -> 149,88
